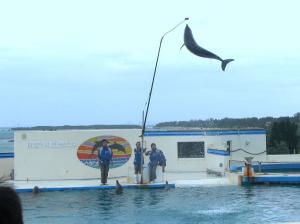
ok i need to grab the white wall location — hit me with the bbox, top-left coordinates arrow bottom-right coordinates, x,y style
267,154 -> 300,162
14,129 -> 267,181
0,158 -> 13,178
14,129 -> 140,181
145,132 -> 267,173
206,134 -> 267,162
206,152 -> 229,175
230,134 -> 267,162
204,134 -> 266,173
144,135 -> 206,172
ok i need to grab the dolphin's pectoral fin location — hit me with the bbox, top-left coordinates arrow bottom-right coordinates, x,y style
180,43 -> 185,50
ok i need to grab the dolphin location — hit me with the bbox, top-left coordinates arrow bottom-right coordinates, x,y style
115,180 -> 123,194
109,142 -> 126,153
182,24 -> 234,71
165,181 -> 170,190
32,186 -> 40,194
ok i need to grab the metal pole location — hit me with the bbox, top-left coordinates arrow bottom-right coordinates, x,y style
141,18 -> 189,136
140,110 -> 144,184
140,18 -> 189,184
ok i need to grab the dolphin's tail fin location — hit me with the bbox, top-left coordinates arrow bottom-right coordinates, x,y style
221,59 -> 234,71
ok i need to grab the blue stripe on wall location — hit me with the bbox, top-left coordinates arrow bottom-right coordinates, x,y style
144,129 -> 266,137
0,152 -> 14,158
207,149 -> 230,156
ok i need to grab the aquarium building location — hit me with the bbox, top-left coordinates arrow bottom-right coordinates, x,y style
7,128 -> 267,181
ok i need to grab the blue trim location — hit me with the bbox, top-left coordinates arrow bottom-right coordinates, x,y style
230,165 -> 241,172
230,163 -> 300,172
145,131 -> 205,136
207,149 -> 230,156
144,129 -> 266,137
0,152 -> 14,158
16,183 -> 175,193
242,176 -> 300,185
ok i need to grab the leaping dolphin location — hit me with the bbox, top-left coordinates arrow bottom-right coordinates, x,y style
182,25 -> 234,71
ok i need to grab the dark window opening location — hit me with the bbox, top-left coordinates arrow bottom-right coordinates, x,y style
177,142 -> 205,158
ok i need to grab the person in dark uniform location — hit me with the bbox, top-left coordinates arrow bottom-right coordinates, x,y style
97,139 -> 113,185
145,143 -> 161,183
133,141 -> 145,183
158,149 -> 166,172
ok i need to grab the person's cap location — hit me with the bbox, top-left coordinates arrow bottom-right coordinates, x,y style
101,139 -> 108,143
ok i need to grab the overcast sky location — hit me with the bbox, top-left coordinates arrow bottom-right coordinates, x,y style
1,0 -> 300,127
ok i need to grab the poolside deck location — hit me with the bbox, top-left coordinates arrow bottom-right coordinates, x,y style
6,170 -> 300,192
9,172 -> 230,192
12,179 -> 174,192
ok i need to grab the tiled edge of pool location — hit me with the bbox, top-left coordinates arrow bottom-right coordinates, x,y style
242,175 -> 300,185
12,173 -> 300,192
15,183 -> 175,193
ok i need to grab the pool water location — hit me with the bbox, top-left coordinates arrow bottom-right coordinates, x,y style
20,186 -> 300,224
0,129 -> 14,153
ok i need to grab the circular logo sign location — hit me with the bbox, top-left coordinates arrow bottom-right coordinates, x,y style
77,135 -> 132,169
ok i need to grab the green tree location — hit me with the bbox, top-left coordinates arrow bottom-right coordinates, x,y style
269,120 -> 299,154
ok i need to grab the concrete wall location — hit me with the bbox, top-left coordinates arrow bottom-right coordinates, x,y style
14,129 -> 267,181
145,130 -> 266,173
14,129 -> 140,181
205,133 -> 266,173
0,157 -> 13,178
206,150 -> 230,175
144,135 -> 206,172
267,154 -> 300,162
205,134 -> 267,162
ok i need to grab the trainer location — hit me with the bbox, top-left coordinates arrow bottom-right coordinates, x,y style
97,139 -> 113,185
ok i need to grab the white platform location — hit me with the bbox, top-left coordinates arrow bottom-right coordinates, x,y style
9,172 -> 230,192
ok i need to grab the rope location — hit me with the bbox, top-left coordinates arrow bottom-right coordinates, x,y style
230,148 -> 266,155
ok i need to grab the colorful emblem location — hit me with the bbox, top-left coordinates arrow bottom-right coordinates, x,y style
77,135 -> 132,169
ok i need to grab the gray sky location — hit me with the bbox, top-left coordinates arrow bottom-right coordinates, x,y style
1,0 -> 300,127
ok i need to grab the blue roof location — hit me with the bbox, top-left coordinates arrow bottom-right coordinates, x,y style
144,129 -> 266,137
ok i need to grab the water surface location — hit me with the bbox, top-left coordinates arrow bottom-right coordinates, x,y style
20,186 -> 300,224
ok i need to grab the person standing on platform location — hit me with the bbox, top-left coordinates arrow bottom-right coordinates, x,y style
158,149 -> 166,172
97,139 -> 113,185
133,141 -> 145,183
145,143 -> 161,183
